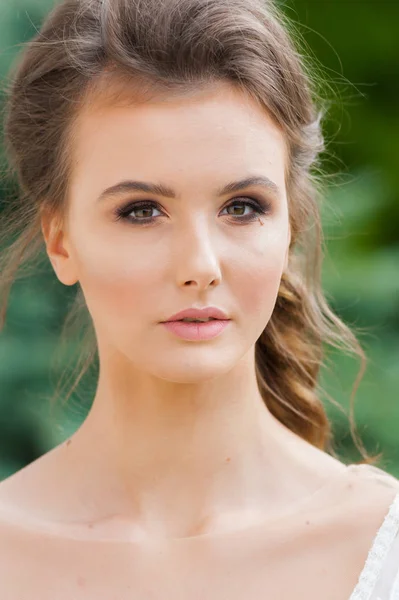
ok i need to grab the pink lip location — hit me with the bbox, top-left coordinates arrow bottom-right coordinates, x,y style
163,306 -> 229,322
161,319 -> 230,341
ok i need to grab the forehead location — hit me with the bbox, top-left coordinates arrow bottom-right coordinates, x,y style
70,79 -> 288,187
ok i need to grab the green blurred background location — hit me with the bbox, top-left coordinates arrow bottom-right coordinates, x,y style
0,0 -> 398,480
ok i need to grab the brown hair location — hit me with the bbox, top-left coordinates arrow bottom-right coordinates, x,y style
0,0 -> 381,465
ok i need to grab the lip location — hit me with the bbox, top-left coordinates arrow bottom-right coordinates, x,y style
161,319 -> 230,341
161,306 -> 230,323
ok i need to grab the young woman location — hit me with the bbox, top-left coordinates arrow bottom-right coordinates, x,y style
0,0 -> 398,598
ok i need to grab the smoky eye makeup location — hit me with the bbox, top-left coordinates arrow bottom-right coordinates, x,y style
112,195 -> 273,226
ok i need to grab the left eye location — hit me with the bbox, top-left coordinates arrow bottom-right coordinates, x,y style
222,201 -> 262,218
113,197 -> 271,225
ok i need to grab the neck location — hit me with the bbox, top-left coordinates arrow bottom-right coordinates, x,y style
59,350 -> 336,540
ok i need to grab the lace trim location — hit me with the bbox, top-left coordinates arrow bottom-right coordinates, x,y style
389,565 -> 399,600
348,491 -> 399,600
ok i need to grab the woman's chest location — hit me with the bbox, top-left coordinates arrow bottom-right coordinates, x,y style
0,517 -> 371,600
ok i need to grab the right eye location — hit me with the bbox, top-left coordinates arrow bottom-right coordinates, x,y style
113,201 -> 164,225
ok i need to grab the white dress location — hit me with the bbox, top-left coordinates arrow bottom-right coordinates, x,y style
346,464 -> 399,600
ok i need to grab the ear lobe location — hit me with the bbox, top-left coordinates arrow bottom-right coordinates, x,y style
40,209 -> 78,286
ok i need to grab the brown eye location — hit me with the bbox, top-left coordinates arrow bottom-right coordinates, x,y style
114,201 -> 163,224
113,196 -> 271,226
221,197 -> 271,223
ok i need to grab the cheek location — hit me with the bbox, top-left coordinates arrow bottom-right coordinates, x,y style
72,233 -> 161,328
239,262 -> 283,317
236,234 -> 287,319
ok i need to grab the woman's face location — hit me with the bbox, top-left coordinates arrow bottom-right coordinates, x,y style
50,81 -> 291,382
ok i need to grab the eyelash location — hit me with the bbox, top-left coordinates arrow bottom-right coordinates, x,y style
113,197 -> 272,226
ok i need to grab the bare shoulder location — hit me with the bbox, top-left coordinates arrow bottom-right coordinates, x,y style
332,463 -> 399,554
0,492 -> 36,597
0,445 -> 68,561
0,453 -> 74,598
0,459 -> 50,548
345,463 -> 399,504
0,440 -> 70,527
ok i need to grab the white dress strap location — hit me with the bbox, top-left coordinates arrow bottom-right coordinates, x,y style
348,491 -> 399,600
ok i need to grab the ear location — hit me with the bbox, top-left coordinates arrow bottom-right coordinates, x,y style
40,208 -> 78,286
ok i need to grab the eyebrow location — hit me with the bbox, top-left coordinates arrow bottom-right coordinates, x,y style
97,176 -> 282,202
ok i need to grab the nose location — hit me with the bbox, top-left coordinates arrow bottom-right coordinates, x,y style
175,220 -> 222,289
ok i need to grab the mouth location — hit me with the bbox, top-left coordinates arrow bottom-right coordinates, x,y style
165,318 -> 229,323
161,318 -> 231,340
